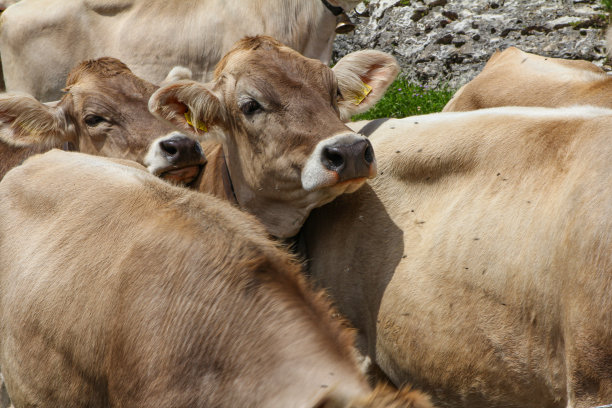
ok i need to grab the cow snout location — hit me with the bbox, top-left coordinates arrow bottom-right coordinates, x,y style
321,139 -> 374,182
144,132 -> 206,186
302,133 -> 377,191
159,135 -> 203,166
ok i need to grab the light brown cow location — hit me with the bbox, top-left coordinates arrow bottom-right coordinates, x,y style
0,57 -> 194,180
0,149 -> 433,408
298,106 -> 612,408
146,36 -> 399,238
443,46 -> 612,112
0,0 -> 361,101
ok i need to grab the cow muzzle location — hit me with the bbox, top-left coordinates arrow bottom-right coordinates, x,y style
145,132 -> 206,186
302,133 -> 376,191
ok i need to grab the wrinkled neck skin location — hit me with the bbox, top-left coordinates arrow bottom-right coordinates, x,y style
193,141 -> 238,204
255,0 -> 339,65
300,1 -> 337,65
298,0 -> 363,64
223,142 -> 341,238
193,141 -> 328,238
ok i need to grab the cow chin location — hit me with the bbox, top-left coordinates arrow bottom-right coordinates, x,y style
159,165 -> 204,186
333,177 -> 369,195
310,177 -> 370,213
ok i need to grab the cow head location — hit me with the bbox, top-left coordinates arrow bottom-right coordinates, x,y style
149,36 -> 398,237
0,57 -> 178,163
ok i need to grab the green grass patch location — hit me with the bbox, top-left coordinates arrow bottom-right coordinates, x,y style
352,78 -> 456,121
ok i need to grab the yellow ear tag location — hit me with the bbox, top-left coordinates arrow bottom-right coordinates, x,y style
352,82 -> 373,106
184,110 -> 208,132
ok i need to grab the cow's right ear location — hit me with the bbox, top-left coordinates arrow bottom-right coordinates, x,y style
0,93 -> 69,148
148,80 -> 224,140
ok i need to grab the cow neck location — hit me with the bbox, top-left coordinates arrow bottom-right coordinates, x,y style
197,142 -> 238,205
321,0 -> 344,16
219,150 -> 237,205
286,120 -> 389,270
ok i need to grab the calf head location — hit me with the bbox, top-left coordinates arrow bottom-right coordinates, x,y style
149,36 -> 398,237
0,57 -> 177,163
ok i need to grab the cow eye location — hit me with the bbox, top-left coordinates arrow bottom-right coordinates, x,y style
84,115 -> 106,127
240,99 -> 261,115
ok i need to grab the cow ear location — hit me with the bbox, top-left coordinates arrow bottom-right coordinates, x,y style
148,80 -> 224,140
333,50 -> 399,121
0,93 -> 69,148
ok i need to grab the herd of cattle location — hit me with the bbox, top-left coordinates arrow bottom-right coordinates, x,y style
0,0 -> 610,407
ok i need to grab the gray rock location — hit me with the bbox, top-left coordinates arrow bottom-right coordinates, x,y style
334,0 -> 609,88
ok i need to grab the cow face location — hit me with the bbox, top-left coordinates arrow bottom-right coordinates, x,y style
149,36 -> 398,237
0,57 -> 177,163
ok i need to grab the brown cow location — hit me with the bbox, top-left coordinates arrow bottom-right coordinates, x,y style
0,149 -> 433,408
298,106 -> 612,408
0,57 -> 194,180
146,36 -> 399,238
442,46 -> 612,112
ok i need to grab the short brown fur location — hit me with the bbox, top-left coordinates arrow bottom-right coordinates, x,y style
443,47 -> 612,112
305,106 -> 612,408
0,150 -> 432,407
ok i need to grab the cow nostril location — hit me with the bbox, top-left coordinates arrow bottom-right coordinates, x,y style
160,140 -> 178,157
322,146 -> 345,171
364,144 -> 374,165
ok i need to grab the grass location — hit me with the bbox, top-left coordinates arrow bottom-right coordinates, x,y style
352,77 -> 456,121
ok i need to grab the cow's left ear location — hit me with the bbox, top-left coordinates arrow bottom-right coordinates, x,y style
333,50 -> 399,121
149,80 -> 224,141
0,93 -> 70,148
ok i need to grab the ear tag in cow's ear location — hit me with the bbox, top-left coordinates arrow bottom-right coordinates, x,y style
352,82 -> 373,106
184,110 -> 208,132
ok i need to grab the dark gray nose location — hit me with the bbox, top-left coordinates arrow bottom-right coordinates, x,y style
321,138 -> 374,181
160,135 -> 204,166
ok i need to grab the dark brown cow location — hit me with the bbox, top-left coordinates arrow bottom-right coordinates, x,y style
0,57 -> 188,180
0,149 -> 433,408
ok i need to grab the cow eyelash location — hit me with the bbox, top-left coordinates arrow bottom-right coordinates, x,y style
240,99 -> 261,115
84,114 -> 107,127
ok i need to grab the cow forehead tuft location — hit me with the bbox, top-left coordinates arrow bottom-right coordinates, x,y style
214,35 -> 307,79
65,57 -> 157,98
65,57 -> 134,87
215,48 -> 329,90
